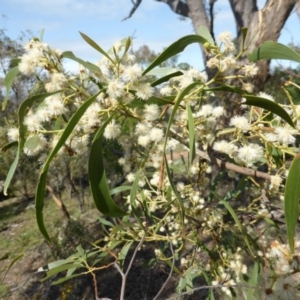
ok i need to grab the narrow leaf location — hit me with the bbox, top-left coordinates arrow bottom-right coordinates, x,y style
52,273 -> 82,285
130,169 -> 144,228
89,116 -> 126,217
123,37 -> 131,56
98,217 -> 114,227
9,58 -> 21,68
220,200 -> 254,256
107,37 -> 129,56
204,86 -> 294,127
161,83 -> 200,219
241,27 -> 248,50
248,41 -> 300,63
164,155 -> 185,223
204,85 -> 247,94
40,264 -> 82,282
197,26 -> 215,45
164,82 -> 200,148
2,66 -> 19,110
110,185 -> 132,195
4,92 -> 59,195
284,154 -> 300,253
143,35 -> 207,75
129,95 -> 174,109
243,95 -> 294,128
36,93 -> 100,242
186,103 -> 195,165
1,254 -> 23,284
39,29 -> 45,41
119,241 -> 134,263
147,67 -> 179,77
61,51 -> 102,75
1,141 -> 18,152
150,70 -> 183,87
246,261 -> 259,299
79,31 -> 114,64
202,271 -> 215,300
38,260 -> 69,272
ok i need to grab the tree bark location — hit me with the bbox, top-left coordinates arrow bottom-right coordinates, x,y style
229,0 -> 297,90
156,0 -> 297,88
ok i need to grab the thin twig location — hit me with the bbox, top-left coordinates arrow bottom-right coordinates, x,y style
92,271 -> 100,300
114,234 -> 146,300
169,131 -> 271,181
122,0 -> 142,21
153,233 -> 175,300
165,283 -> 263,300
2,272 -> 39,298
125,235 -> 146,277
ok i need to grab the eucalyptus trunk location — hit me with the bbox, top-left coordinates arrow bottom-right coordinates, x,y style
156,0 -> 298,90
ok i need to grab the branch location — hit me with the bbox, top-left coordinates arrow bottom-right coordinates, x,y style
165,283 -> 262,299
228,0 -> 258,36
114,234 -> 146,300
153,233 -> 175,300
122,0 -> 143,21
156,0 -> 189,17
169,131 -> 271,181
209,0 -> 217,42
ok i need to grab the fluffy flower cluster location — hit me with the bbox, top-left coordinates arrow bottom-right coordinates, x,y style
7,31 -> 300,300
264,240 -> 300,299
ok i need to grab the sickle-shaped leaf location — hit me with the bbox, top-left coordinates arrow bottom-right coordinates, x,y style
150,70 -> 183,87
186,103 -> 195,165
107,37 -> 130,57
2,66 -> 19,110
79,31 -> 115,65
62,51 -> 102,75
4,92 -> 59,195
204,84 -> 246,94
118,241 -> 134,265
162,82 -> 201,223
1,141 -> 18,152
129,169 -> 144,229
110,185 -> 131,195
147,67 -> 179,77
143,35 -> 208,75
123,37 -> 131,56
203,86 -> 294,127
220,200 -> 254,256
248,41 -> 300,63
89,116 -> 126,217
52,273 -> 83,285
164,154 -> 185,224
164,82 -> 200,148
36,93 -> 100,242
9,58 -> 21,68
242,95 -> 295,128
197,26 -> 215,45
1,254 -> 23,284
40,263 -> 83,282
241,27 -> 248,50
246,261 -> 259,299
129,96 -> 174,109
284,154 -> 300,253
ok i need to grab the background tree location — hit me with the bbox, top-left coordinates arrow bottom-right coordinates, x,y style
125,0 -> 299,90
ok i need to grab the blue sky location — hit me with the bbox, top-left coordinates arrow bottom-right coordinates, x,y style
2,0 -> 300,71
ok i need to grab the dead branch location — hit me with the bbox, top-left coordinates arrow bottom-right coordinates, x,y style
122,0 -> 143,21
169,131 -> 271,181
46,185 -> 70,220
